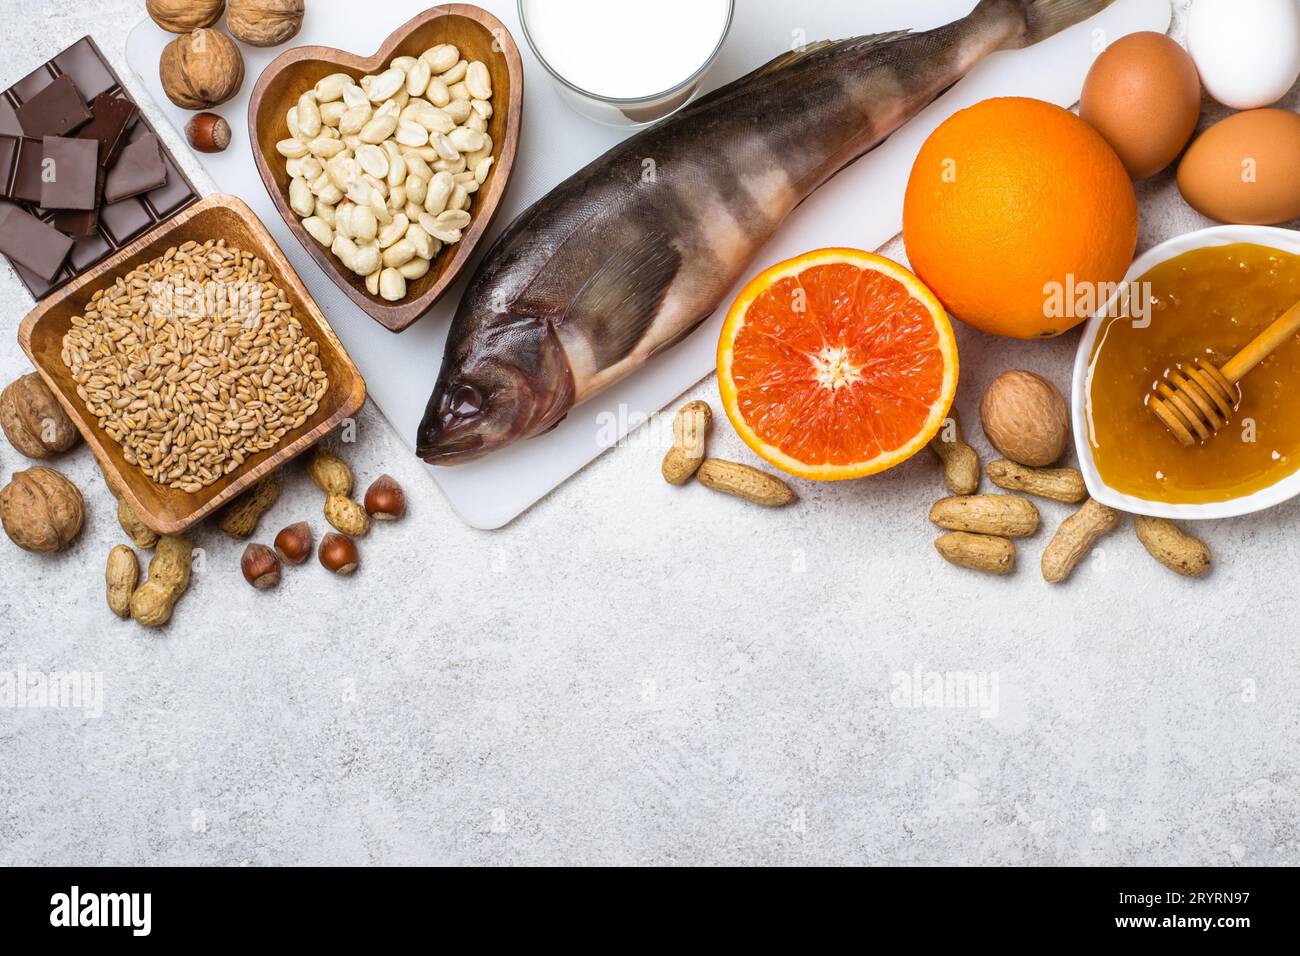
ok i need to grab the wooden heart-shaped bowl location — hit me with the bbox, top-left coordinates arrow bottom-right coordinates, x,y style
249,4 -> 523,333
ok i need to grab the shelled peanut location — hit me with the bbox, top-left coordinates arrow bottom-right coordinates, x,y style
105,545 -> 140,619
117,497 -> 160,549
1041,498 -> 1120,584
307,446 -> 369,537
216,471 -> 281,539
986,460 -> 1086,503
1134,516 -> 1212,578
934,532 -> 1016,575
929,411 -> 980,495
697,459 -> 796,507
662,401 -> 711,485
929,494 -> 1040,537
277,45 -> 497,302
130,534 -> 194,628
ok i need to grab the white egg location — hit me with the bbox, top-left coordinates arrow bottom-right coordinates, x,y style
1187,0 -> 1300,109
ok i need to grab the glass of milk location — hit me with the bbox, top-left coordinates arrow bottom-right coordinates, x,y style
518,0 -> 735,127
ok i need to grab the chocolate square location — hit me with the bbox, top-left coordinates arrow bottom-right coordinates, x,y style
14,261 -> 59,298
17,75 -> 91,138
12,66 -> 55,103
40,136 -> 98,210
104,133 -> 166,204
53,38 -> 117,102
0,99 -> 21,137
100,197 -> 152,244
69,231 -> 110,271
144,158 -> 190,216
0,201 -> 74,280
77,93 -> 137,166
54,195 -> 101,236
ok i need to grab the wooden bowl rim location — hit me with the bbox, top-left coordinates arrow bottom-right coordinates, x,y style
17,194 -> 367,535
247,2 -> 524,333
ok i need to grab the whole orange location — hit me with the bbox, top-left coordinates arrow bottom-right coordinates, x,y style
903,97 -> 1138,340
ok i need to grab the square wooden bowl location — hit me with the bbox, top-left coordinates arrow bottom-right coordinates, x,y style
18,195 -> 367,535
248,3 -> 524,333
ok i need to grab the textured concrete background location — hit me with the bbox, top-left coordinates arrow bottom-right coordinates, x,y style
1,1 -> 1297,866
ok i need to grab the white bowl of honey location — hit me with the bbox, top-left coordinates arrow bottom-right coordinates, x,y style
1073,225 -> 1300,520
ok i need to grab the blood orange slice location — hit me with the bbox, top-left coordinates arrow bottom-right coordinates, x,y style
717,249 -> 958,481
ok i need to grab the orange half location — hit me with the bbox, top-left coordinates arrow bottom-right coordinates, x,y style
717,249 -> 958,481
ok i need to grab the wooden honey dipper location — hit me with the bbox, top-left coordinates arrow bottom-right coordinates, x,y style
1149,299 -> 1300,446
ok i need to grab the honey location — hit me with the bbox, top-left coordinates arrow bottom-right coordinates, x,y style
1086,243 -> 1300,504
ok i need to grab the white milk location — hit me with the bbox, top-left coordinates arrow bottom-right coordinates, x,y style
521,0 -> 733,99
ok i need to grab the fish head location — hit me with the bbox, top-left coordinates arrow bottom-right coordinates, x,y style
417,308 -> 575,465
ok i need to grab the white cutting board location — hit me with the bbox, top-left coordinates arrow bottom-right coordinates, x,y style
126,0 -> 1170,529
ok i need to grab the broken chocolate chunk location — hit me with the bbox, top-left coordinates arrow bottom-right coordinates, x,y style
16,75 -> 91,138
103,133 -> 166,204
77,92 -> 138,166
40,136 -> 99,210
0,202 -> 74,280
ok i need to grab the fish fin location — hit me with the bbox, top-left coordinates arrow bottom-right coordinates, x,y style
562,234 -> 682,368
973,0 -> 1114,49
514,231 -> 682,368
753,32 -> 913,78
679,32 -> 912,118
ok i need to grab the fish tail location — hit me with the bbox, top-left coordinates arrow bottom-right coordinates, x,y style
972,0 -> 1115,49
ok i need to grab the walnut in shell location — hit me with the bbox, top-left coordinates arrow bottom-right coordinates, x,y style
1,373 -> 79,459
0,467 -> 85,554
147,0 -> 226,33
227,0 -> 305,47
979,370 -> 1070,468
159,28 -> 245,110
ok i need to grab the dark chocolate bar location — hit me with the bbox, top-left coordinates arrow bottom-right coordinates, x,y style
0,37 -> 199,299
40,136 -> 98,210
0,202 -> 74,280
17,74 -> 91,138
104,133 -> 166,204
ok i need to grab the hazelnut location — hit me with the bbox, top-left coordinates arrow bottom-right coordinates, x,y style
319,532 -> 359,575
160,28 -> 245,111
364,474 -> 406,520
241,543 -> 282,589
227,0 -> 305,47
1,372 -> 79,459
980,370 -> 1070,467
185,112 -> 231,153
147,0 -> 226,33
0,467 -> 84,554
274,521 -> 313,564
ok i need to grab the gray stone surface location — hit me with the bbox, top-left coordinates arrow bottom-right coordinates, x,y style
0,1 -> 1297,866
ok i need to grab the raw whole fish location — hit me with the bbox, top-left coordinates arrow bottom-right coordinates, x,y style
418,0 -> 1112,464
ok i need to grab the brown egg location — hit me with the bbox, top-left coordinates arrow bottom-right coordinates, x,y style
1177,109 -> 1300,225
1080,32 -> 1201,180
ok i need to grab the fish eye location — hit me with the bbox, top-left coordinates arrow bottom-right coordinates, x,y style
449,383 -> 483,417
